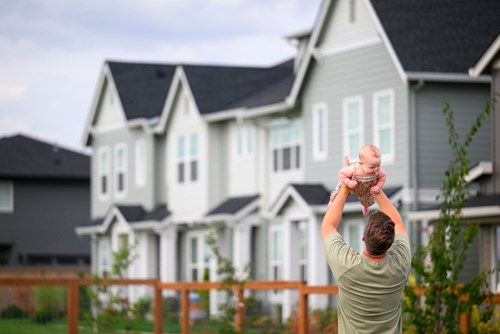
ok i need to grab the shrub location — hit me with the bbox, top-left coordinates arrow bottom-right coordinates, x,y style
0,304 -> 28,318
32,286 -> 67,323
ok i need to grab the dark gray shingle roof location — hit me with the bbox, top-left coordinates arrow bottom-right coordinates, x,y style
116,204 -> 170,222
370,0 -> 500,73
206,195 -> 260,216
107,62 -> 176,120
107,59 -> 294,120
0,134 -> 89,179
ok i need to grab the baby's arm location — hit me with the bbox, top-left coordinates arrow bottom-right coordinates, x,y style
371,168 -> 387,193
339,164 -> 358,189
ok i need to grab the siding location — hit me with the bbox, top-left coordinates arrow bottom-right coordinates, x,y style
415,82 -> 491,189
0,179 -> 90,265
302,43 -> 408,190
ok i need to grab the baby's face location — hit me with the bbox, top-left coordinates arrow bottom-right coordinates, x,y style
360,155 -> 381,175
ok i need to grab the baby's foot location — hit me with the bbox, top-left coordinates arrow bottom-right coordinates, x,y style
363,206 -> 370,216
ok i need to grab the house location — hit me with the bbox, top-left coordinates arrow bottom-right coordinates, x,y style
76,0 -> 500,321
0,134 -> 90,267
410,33 -> 500,290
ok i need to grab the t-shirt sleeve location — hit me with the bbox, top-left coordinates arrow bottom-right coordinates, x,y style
388,234 -> 412,273
324,233 -> 361,279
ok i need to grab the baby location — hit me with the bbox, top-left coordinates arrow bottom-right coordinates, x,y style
330,144 -> 387,215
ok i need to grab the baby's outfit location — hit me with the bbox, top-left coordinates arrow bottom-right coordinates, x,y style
329,164 -> 378,215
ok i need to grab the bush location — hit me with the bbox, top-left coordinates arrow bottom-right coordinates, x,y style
33,286 -> 67,323
0,304 -> 28,318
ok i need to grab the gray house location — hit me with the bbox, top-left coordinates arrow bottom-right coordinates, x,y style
76,0 -> 500,320
0,134 -> 90,267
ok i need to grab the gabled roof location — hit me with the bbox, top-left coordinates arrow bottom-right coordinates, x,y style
0,134 -> 89,180
206,195 -> 260,216
469,34 -> 500,77
269,183 -> 403,218
105,59 -> 294,123
182,59 -> 293,114
76,204 -> 170,236
107,62 -> 176,120
370,0 -> 500,74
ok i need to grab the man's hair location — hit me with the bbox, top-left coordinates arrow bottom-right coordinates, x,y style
364,211 -> 395,255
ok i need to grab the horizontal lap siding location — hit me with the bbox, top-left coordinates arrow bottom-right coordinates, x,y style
416,83 -> 491,189
302,43 -> 408,190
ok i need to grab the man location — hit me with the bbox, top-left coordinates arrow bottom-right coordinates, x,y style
322,174 -> 411,333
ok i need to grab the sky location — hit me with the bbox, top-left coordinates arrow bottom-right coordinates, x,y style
0,0 -> 322,153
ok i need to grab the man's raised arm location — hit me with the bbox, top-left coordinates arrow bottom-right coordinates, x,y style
373,190 -> 407,236
321,185 -> 350,240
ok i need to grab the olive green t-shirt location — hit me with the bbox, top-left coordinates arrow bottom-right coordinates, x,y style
324,233 -> 411,334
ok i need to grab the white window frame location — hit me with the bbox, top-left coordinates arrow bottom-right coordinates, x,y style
189,133 -> 198,182
298,221 -> 308,281
271,118 -> 302,173
312,102 -> 328,161
135,139 -> 146,188
344,221 -> 364,254
373,89 -> 395,164
235,124 -> 255,159
187,231 -> 211,282
114,143 -> 128,198
0,181 -> 14,212
177,135 -> 186,184
98,238 -> 111,276
343,96 -> 364,161
269,225 -> 284,281
97,146 -> 111,200
177,133 -> 199,185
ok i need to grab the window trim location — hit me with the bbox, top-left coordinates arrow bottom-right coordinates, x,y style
97,146 -> 111,200
0,181 -> 14,213
342,96 -> 364,160
177,133 -> 200,185
269,225 -> 284,281
344,220 -> 365,253
373,89 -> 395,164
235,124 -> 255,159
312,102 -> 328,161
135,139 -> 147,188
186,231 -> 211,282
114,143 -> 128,198
271,118 -> 302,173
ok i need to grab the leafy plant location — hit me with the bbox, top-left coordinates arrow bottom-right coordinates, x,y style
84,240 -> 141,333
404,99 -> 494,333
206,228 -> 252,334
0,304 -> 28,318
32,286 -> 67,324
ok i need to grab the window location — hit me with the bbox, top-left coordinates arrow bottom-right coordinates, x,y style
177,134 -> 199,184
0,181 -> 13,212
97,147 -> 111,199
236,124 -> 255,158
312,103 -> 328,161
271,118 -> 301,172
135,139 -> 146,187
298,222 -> 307,281
98,238 -> 111,276
345,221 -> 364,253
270,227 -> 283,280
114,144 -> 127,196
373,89 -> 395,164
190,134 -> 198,182
343,96 -> 364,160
188,233 -> 211,282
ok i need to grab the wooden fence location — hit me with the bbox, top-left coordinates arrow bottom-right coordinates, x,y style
0,277 -> 498,334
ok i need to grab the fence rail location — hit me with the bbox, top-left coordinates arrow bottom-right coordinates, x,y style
0,277 -> 497,334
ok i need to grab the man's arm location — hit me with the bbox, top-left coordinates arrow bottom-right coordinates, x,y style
373,190 -> 407,236
321,184 -> 350,240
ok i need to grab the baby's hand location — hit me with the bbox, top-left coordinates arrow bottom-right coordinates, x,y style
347,180 -> 358,189
370,186 -> 381,194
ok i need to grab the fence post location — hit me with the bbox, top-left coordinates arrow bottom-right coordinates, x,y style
298,282 -> 308,334
154,280 -> 163,334
460,312 -> 470,333
181,288 -> 190,334
67,279 -> 79,334
234,285 -> 244,332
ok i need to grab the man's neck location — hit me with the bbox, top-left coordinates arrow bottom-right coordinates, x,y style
363,250 -> 386,263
